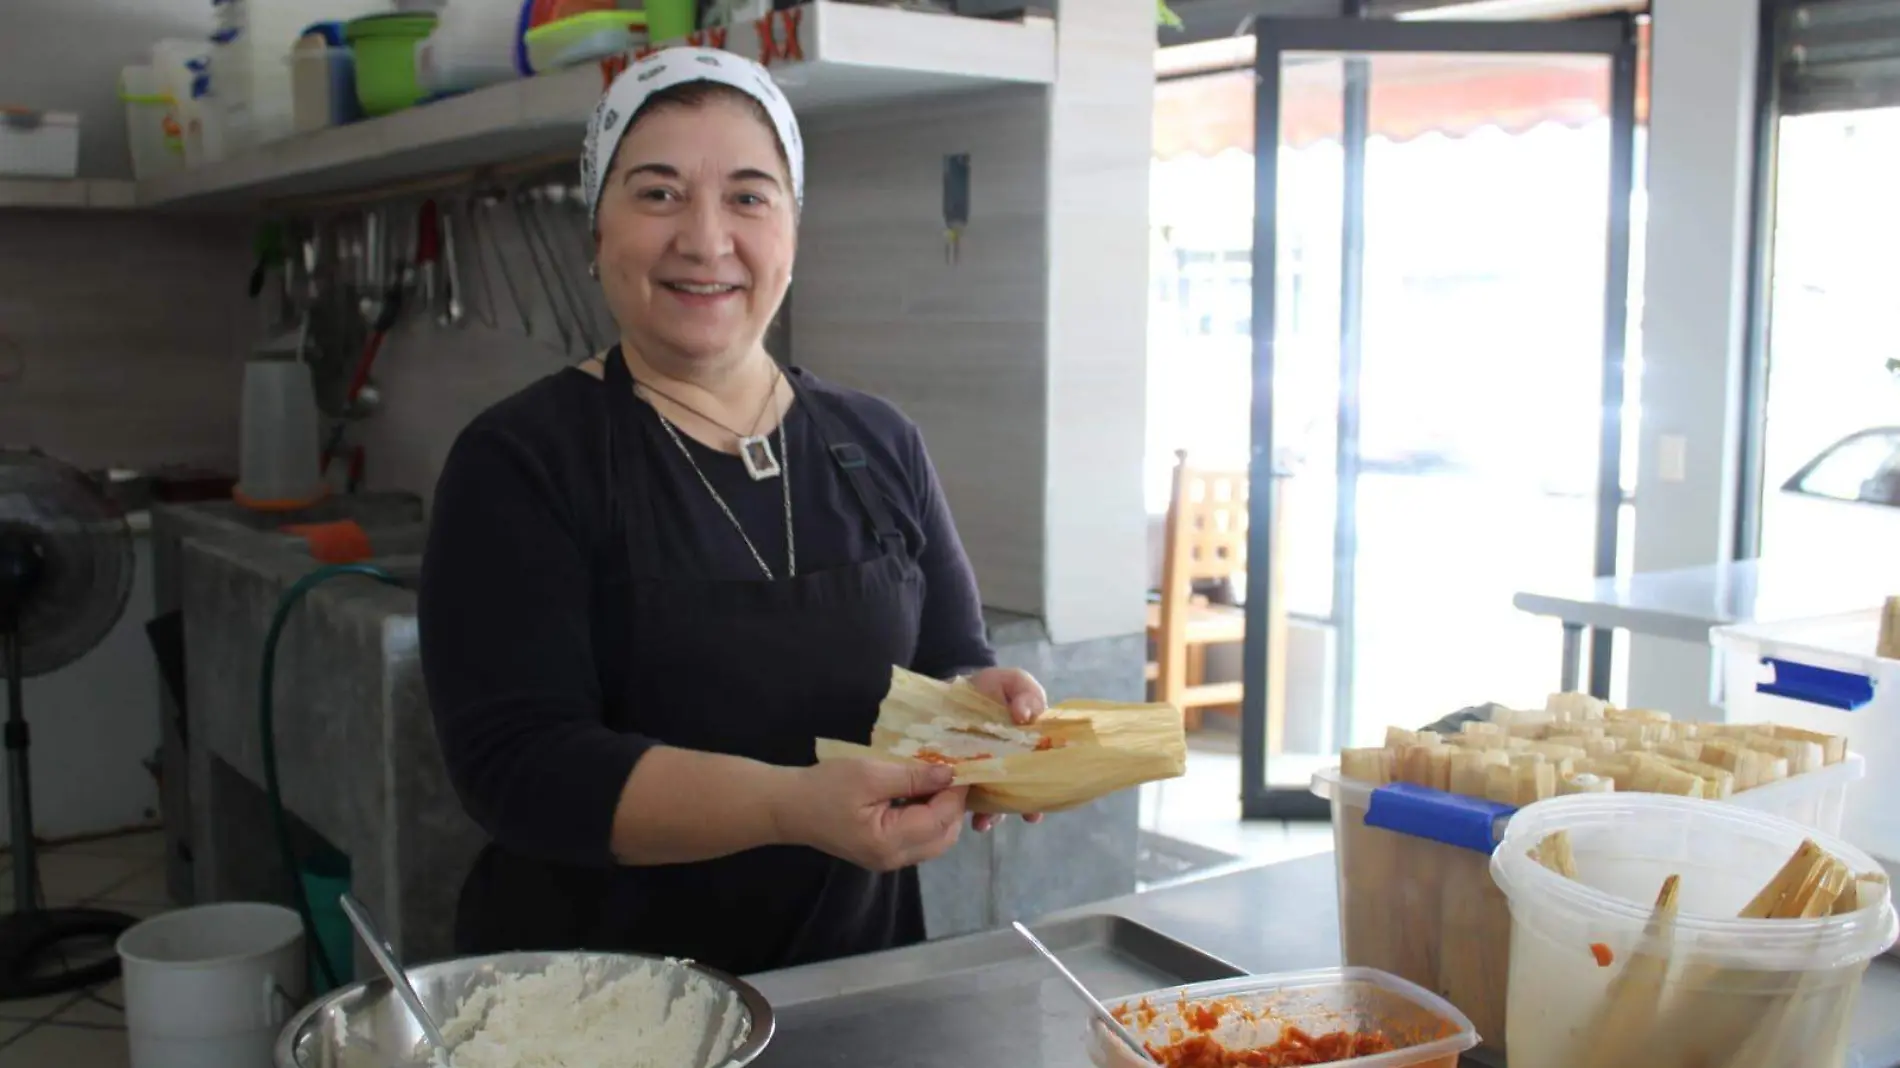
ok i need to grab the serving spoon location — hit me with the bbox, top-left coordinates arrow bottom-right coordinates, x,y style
340,892 -> 450,1055
1011,921 -> 1159,1065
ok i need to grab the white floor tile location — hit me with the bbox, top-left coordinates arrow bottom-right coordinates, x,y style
0,1022 -> 130,1068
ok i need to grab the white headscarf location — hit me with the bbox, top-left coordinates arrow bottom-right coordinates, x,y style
581,46 -> 805,227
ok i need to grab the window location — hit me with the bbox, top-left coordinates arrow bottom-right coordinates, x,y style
1754,2 -> 1900,559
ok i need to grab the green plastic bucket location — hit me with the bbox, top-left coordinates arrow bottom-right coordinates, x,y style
345,13 -> 437,116
644,0 -> 697,44
299,850 -> 354,993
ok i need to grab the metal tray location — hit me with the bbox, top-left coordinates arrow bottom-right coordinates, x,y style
749,914 -> 1246,1067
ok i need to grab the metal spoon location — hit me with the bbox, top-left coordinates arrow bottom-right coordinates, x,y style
339,892 -> 449,1055
1011,922 -> 1158,1065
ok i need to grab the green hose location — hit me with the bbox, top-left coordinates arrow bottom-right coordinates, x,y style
260,562 -> 401,993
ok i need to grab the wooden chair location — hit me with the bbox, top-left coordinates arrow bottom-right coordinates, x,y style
1146,450 -> 1288,745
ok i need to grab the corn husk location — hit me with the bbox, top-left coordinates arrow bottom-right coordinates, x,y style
1558,772 -> 1614,795
1530,829 -> 1578,877
1339,747 -> 1422,982
1764,724 -> 1849,766
1548,692 -> 1611,720
814,666 -> 1186,815
1567,874 -> 1683,1068
1639,840 -> 1855,1067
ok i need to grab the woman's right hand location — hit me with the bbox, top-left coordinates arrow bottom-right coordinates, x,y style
774,760 -> 968,872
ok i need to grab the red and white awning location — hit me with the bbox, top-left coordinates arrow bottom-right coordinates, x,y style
1154,21 -> 1651,159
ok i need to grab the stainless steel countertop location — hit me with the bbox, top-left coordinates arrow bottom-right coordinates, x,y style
747,852 -> 1900,1068
1513,557 -> 1900,643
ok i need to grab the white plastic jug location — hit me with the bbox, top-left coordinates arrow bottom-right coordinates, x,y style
118,902 -> 307,1068
235,356 -> 326,511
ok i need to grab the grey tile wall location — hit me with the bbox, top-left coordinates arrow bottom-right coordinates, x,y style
0,210 -> 253,471
792,87 -> 1052,618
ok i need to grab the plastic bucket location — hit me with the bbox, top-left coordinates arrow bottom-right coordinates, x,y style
1491,793 -> 1898,1068
345,13 -> 438,116
118,902 -> 307,1068
644,0 -> 697,44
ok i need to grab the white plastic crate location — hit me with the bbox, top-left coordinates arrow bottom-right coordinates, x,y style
1713,609 -> 1900,873
0,109 -> 80,179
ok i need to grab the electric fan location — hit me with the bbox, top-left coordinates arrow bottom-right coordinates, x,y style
0,447 -> 138,998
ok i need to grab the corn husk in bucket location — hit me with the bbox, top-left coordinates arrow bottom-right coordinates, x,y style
814,667 -> 1187,814
1489,792 -> 1899,1068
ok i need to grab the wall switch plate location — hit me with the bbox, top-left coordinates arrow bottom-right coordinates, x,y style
1659,434 -> 1688,483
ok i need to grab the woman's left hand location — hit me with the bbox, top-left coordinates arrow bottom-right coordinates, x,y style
964,667 -> 1048,833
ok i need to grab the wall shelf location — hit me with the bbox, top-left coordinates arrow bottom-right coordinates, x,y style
136,3 -> 1055,211
0,179 -> 138,210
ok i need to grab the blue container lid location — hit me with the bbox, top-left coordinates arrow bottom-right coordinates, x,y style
299,20 -> 350,47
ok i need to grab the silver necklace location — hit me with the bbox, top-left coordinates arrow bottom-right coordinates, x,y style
652,407 -> 795,580
638,370 -> 784,481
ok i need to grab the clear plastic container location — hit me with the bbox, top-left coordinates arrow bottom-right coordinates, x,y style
1084,967 -> 1479,1068
234,356 -> 327,512
1310,752 -> 1867,1059
415,0 -> 525,95
1491,792 -> 1898,1068
120,65 -> 183,180
523,10 -> 646,73
1714,610 -> 1900,876
289,38 -> 358,134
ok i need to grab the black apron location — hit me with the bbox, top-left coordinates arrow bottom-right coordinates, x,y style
452,351 -> 929,975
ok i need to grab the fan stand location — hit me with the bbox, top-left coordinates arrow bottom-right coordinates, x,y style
0,533 -> 136,1000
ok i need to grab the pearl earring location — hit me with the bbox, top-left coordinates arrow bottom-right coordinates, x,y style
587,262 -> 599,279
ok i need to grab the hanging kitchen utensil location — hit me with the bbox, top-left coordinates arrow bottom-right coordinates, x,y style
358,209 -> 384,328
512,188 -> 572,354
438,206 -> 465,328
530,185 -> 596,352
417,200 -> 442,323
556,182 -> 613,344
302,223 -> 323,303
458,197 -> 498,329
476,187 -> 532,337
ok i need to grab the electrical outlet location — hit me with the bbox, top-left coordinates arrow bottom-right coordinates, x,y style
1658,434 -> 1688,484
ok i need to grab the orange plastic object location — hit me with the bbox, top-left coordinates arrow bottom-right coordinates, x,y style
281,519 -> 374,565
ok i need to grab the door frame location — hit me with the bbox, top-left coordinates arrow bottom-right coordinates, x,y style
1240,14 -> 1641,820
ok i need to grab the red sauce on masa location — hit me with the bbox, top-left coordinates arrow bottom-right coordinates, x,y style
1143,1026 -> 1395,1067
1113,997 -> 1397,1067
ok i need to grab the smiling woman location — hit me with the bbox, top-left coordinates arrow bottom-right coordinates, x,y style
416,46 -> 1051,979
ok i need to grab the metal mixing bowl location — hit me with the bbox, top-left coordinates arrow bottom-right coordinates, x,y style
273,951 -> 774,1067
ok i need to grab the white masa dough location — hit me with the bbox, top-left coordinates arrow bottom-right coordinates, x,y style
430,957 -> 749,1068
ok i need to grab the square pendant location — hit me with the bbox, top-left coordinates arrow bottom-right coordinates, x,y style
739,434 -> 781,481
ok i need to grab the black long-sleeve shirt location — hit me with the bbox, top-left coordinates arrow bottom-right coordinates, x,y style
418,365 -> 995,867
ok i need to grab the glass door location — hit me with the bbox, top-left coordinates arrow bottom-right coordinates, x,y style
1241,17 -> 1641,817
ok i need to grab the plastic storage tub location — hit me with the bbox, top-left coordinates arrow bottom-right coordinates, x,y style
0,108 -> 80,178
1086,967 -> 1479,1068
1491,792 -> 1897,1068
523,10 -> 646,73
1714,610 -> 1900,875
415,0 -> 525,95
1311,752 -> 1867,1058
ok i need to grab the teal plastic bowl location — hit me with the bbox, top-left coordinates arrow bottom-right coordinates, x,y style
345,13 -> 438,117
